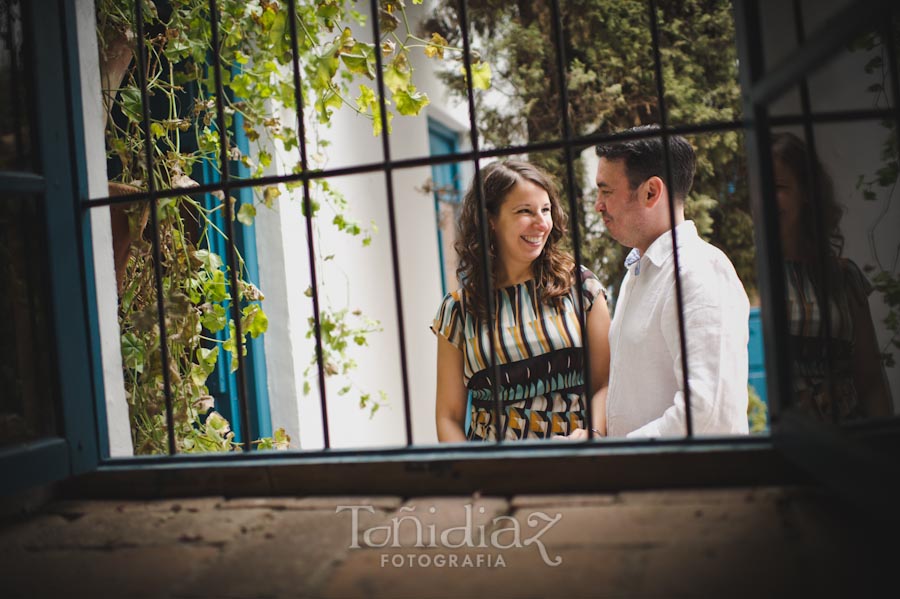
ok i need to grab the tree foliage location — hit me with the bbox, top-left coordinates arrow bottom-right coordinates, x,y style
425,0 -> 756,303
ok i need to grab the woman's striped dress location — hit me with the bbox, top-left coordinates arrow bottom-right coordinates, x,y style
432,267 -> 605,440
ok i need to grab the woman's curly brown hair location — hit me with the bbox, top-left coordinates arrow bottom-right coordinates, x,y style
455,160 -> 575,318
771,132 -> 845,257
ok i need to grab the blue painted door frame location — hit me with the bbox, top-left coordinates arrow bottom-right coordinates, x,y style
199,90 -> 272,445
427,118 -> 472,433
427,118 -> 462,295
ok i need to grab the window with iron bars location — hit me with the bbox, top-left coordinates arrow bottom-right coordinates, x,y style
1,0 -> 898,504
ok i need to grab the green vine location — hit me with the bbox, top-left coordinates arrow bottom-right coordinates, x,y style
97,0 -> 482,453
851,31 -> 900,367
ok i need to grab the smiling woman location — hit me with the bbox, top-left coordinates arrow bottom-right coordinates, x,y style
432,161 -> 611,442
490,179 -> 554,287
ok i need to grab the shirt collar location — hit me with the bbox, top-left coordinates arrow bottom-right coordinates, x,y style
624,247 -> 642,276
628,221 -> 699,275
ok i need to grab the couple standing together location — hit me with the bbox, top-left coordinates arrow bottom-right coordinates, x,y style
432,125 -> 751,441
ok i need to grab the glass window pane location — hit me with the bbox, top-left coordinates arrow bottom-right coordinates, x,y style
762,3 -> 898,118
769,123 -> 897,423
0,0 -> 35,172
759,8 -> 899,423
0,195 -> 58,446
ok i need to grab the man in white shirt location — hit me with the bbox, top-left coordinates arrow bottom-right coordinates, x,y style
594,126 -> 749,438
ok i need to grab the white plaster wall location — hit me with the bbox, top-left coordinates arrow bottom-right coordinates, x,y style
253,151 -> 305,447
291,109 -> 445,448
76,0 -> 133,457
255,2 -> 473,449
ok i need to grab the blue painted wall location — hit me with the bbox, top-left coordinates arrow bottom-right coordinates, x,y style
748,307 -> 767,407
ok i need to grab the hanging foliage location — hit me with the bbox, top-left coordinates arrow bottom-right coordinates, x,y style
97,0 -> 480,453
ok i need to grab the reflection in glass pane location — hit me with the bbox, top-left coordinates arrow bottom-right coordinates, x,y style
758,0 -> 861,78
0,196 -> 58,446
763,5 -> 897,117
770,126 -> 896,423
758,0 -> 801,76
0,0 -> 34,172
806,26 -> 896,115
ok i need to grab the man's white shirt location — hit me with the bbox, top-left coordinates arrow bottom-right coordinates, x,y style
606,220 -> 750,438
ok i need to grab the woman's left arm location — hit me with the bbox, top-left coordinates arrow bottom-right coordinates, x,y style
586,292 -> 611,432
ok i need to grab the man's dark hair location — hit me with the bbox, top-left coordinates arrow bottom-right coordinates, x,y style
595,124 -> 696,203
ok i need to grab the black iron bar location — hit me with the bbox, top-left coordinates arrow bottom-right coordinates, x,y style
368,0 -> 414,447
84,119 -> 769,206
134,0 -> 176,455
457,0 -> 504,443
95,117 -> 876,207
548,0 -> 594,441
286,0 -> 330,449
84,106 -> 900,210
208,0 -> 253,451
769,108 -> 895,127
649,0 -> 693,437
733,0 -> 789,426
791,0 -> 837,425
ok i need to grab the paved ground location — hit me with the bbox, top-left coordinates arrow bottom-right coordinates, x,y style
0,486 -> 892,598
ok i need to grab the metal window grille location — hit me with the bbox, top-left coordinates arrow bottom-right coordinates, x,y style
79,0 -> 899,469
